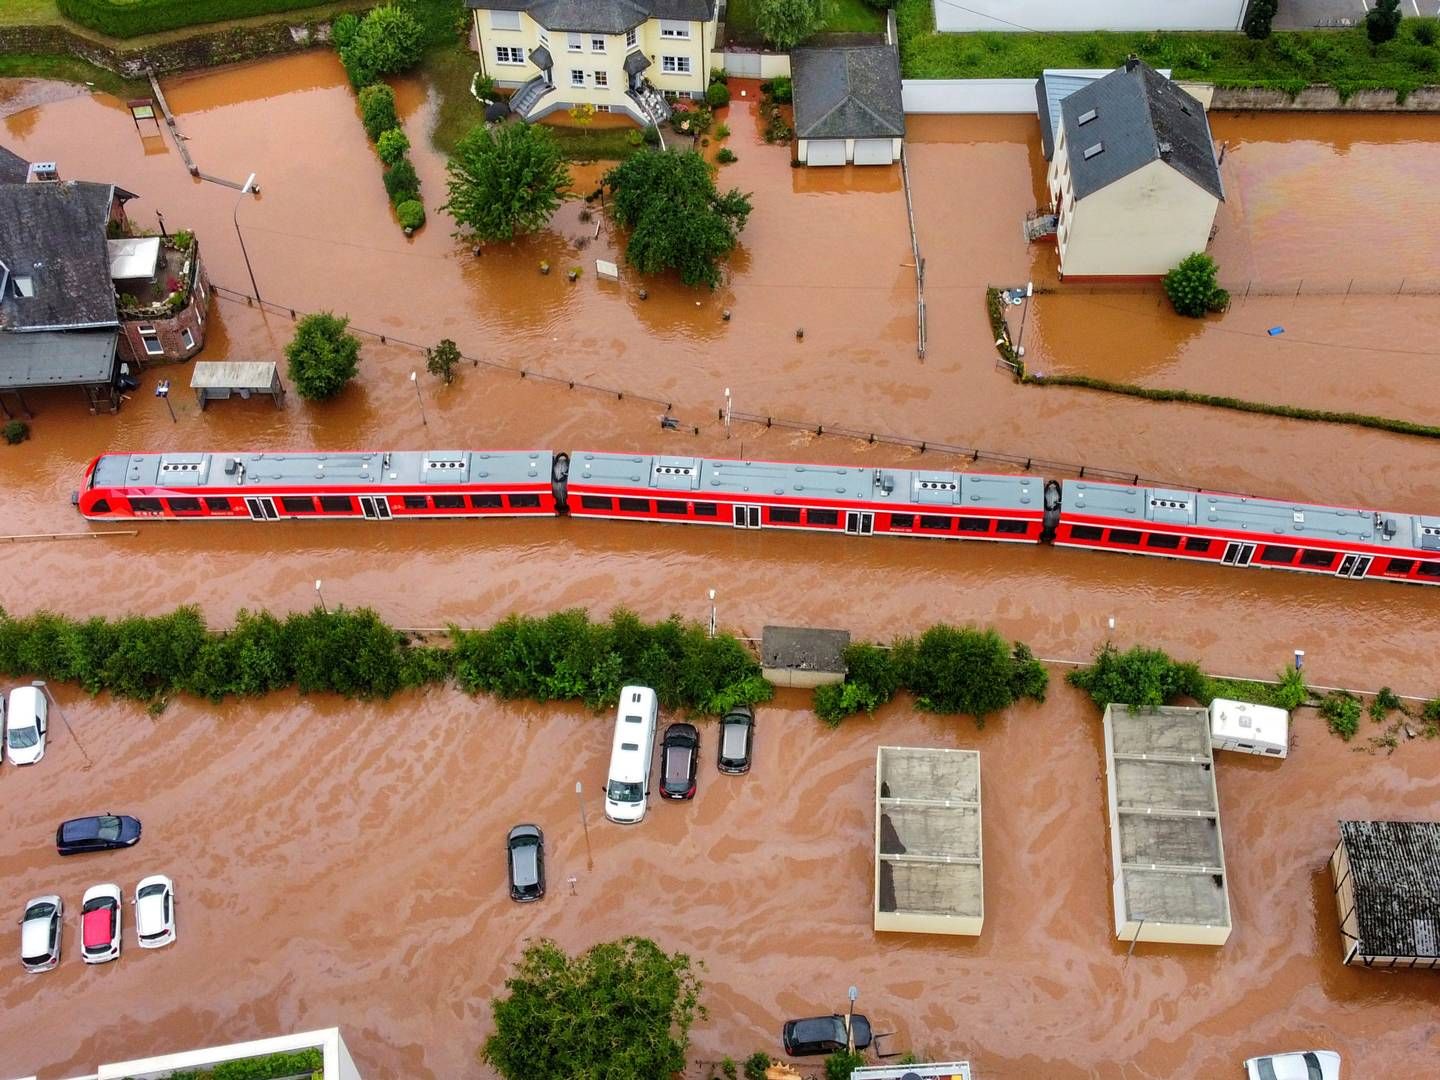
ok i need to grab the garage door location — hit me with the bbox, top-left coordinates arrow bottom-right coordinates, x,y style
806,140 -> 846,166
852,139 -> 894,165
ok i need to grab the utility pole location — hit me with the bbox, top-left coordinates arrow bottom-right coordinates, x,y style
410,371 -> 428,427
576,781 -> 594,870
233,172 -> 262,302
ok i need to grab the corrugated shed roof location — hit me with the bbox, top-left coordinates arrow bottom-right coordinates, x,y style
466,0 -> 713,34
1060,59 -> 1223,202
792,45 -> 904,140
1340,820 -> 1440,959
0,180 -> 121,331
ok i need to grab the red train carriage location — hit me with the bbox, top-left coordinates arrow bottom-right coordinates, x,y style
78,450 -> 564,521
1054,480 -> 1440,586
564,451 -> 1050,542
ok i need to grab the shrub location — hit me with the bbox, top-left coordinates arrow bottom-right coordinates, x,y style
716,147 -> 737,164
358,83 -> 399,141
767,75 -> 793,103
376,127 -> 410,165
716,123 -> 731,138
1421,698 -> 1440,737
897,625 -> 1048,723
1367,0 -> 1403,46
331,11 -> 360,48
383,157 -> 421,205
1163,252 -> 1229,318
210,1048 -> 324,1080
706,81 -> 732,108
473,73 -> 498,101
396,199 -> 426,231
721,1057 -> 739,1080
1413,19 -> 1438,46
814,642 -> 903,726
1369,686 -> 1404,722
3,419 -> 30,445
1242,0 -> 1277,40
1320,691 -> 1362,740
744,1052 -> 772,1080
824,1050 -> 867,1080
285,311 -> 361,401
643,123 -> 661,146
1067,643 -> 1207,710
340,4 -> 425,87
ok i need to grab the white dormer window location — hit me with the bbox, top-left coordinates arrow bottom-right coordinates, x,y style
12,274 -> 34,298
1082,142 -> 1104,160
1077,108 -> 1097,126
659,20 -> 690,39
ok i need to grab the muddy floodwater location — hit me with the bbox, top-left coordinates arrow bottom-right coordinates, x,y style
3,53 -> 1440,1077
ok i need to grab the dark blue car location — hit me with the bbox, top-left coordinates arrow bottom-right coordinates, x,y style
56,814 -> 142,856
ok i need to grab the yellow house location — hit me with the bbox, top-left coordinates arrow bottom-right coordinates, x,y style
466,0 -> 719,127
1046,58 -> 1223,280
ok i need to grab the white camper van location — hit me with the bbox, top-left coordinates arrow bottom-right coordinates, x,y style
1209,698 -> 1289,758
604,686 -> 659,824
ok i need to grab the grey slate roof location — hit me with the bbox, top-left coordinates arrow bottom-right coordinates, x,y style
1339,820 -> 1440,960
792,45 -> 904,140
1059,58 -> 1223,202
624,49 -> 652,75
0,145 -> 29,184
467,0 -> 714,34
529,44 -> 552,69
0,330 -> 117,389
1034,68 -> 1171,161
0,180 -> 122,332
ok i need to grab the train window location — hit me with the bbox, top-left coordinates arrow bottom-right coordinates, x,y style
89,498 -> 111,514
1183,537 -> 1212,553
618,497 -> 650,512
1145,533 -> 1181,549
1069,525 -> 1104,541
167,497 -> 202,513
281,497 -> 315,513
469,494 -> 503,509
433,495 -> 465,510
509,494 -> 541,509
957,518 -> 989,532
889,514 -> 914,529
580,496 -> 613,511
922,515 -> 955,530
769,507 -> 802,524
1299,549 -> 1337,568
129,497 -> 162,513
1418,561 -> 1440,578
1108,529 -> 1141,545
692,502 -> 718,516
319,496 -> 353,513
403,496 -> 429,510
1259,545 -> 1299,563
995,520 -> 1029,534
1384,558 -> 1416,576
807,509 -> 839,526
656,500 -> 688,515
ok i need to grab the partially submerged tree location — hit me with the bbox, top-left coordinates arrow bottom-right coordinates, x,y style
481,937 -> 703,1080
1366,0 -> 1402,45
426,338 -> 461,384
1162,252 -> 1229,317
285,312 -> 361,401
443,122 -> 571,242
604,149 -> 752,288
757,0 -> 831,51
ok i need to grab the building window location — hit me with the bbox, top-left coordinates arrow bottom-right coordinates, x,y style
593,69 -> 609,87
1077,108 -> 1097,126
571,69 -> 585,86
495,45 -> 525,65
659,20 -> 690,38
140,329 -> 164,356
595,104 -> 610,111
568,32 -> 583,51
12,274 -> 34,298
626,27 -> 637,48
538,30 -> 549,46
490,9 -> 521,30
661,55 -> 691,74
591,36 -> 606,51
180,327 -> 195,350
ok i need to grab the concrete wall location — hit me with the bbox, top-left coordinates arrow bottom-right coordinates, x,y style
902,77 -> 1213,115
118,244 -> 210,367
1212,85 -> 1440,111
717,50 -> 791,79
94,1028 -> 361,1080
762,665 -> 844,688
933,0 -> 1245,33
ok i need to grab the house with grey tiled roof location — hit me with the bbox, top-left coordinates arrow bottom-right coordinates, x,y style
1043,58 -> 1223,279
466,0 -> 717,127
792,45 -> 904,167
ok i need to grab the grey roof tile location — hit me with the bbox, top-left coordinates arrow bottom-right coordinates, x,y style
0,144 -> 29,184
468,0 -> 714,34
0,180 -> 122,332
792,45 -> 904,141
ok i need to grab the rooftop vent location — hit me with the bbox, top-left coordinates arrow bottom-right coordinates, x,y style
1082,143 -> 1104,161
1150,498 -> 1190,511
1077,108 -> 1098,126
26,161 -> 59,183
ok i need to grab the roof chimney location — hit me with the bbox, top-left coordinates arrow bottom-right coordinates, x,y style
1125,54 -> 1139,73
26,161 -> 59,183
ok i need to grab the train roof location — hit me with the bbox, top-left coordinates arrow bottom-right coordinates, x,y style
1063,480 -> 1440,552
91,450 -> 554,490
569,451 -> 1043,511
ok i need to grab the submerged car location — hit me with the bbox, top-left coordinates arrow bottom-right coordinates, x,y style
1244,1050 -> 1341,1080
5,686 -> 47,766
56,814 -> 141,856
506,825 -> 545,903
716,705 -> 755,774
660,723 -> 699,800
781,1013 -> 872,1057
81,883 -> 122,964
19,895 -> 63,973
134,875 -> 176,948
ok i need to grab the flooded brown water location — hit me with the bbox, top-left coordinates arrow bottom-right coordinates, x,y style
3,56 -> 1440,1076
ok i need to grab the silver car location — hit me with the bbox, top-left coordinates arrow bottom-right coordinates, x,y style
20,895 -> 63,973
1244,1050 -> 1341,1080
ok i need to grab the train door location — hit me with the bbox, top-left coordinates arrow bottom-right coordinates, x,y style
1221,541 -> 1255,567
845,511 -> 874,536
732,505 -> 760,529
244,496 -> 278,520
359,496 -> 392,520
1336,554 -> 1372,579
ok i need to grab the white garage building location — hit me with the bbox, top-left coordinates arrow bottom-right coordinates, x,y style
793,44 -> 904,167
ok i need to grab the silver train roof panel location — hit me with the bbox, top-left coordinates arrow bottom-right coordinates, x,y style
92,450 -> 553,490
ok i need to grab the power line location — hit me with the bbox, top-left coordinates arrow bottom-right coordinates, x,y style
930,0 -> 1043,33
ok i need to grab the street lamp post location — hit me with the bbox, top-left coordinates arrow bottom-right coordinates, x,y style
233,172 -> 262,303
708,589 -> 717,639
314,578 -> 328,614
410,371 -> 429,427
1015,280 -> 1034,358
724,387 -> 733,438
154,379 -> 176,423
846,985 -> 859,1052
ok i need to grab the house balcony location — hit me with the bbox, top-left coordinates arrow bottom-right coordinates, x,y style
112,233 -> 200,319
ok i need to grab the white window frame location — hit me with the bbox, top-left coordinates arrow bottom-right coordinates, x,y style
595,104 -> 611,112
659,20 -> 691,39
661,55 -> 690,74
140,329 -> 164,356
489,9 -> 521,31
625,27 -> 637,48
495,45 -> 525,65
571,69 -> 586,87
591,36 -> 606,52
180,327 -> 195,350
538,29 -> 549,46
567,32 -> 583,52
594,69 -> 608,87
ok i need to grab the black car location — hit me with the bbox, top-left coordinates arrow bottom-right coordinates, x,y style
781,1013 -> 872,1057
506,824 -> 545,902
717,705 -> 755,774
660,723 -> 699,800
55,814 -> 141,856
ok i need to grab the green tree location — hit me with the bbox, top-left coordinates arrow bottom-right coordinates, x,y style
1366,0 -> 1402,44
376,127 -> 410,166
604,150 -> 752,288
894,624 -> 1048,723
443,122 -> 571,242
340,3 -> 425,87
824,1050 -> 868,1080
757,0 -> 831,51
285,312 -> 361,401
744,1053 -> 772,1080
1162,252 -> 1229,317
1241,0 -> 1277,40
1066,643 -> 1208,710
481,937 -> 703,1080
426,337 -> 461,384
358,83 -> 398,141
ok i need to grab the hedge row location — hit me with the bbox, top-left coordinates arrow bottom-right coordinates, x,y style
55,0 -> 359,39
0,606 -> 769,715
170,1047 -> 323,1080
1066,642 -> 1309,713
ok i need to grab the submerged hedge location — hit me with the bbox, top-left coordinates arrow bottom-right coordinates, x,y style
0,606 -> 769,715
1067,642 -> 1309,713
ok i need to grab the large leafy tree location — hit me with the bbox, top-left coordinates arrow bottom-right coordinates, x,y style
757,0 -> 831,51
340,3 -> 425,87
481,937 -> 704,1080
285,312 -> 361,401
443,122 -> 571,242
1162,252 -> 1229,317
604,150 -> 752,288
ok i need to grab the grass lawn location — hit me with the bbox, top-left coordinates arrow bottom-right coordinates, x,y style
897,0 -> 1440,93
545,125 -> 644,162
0,0 -> 63,27
725,0 -> 886,47
0,52 -> 148,96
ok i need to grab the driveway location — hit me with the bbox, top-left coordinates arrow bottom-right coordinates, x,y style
1275,0 -> 1439,28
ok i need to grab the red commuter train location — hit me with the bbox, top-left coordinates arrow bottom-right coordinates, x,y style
77,448 -> 1440,587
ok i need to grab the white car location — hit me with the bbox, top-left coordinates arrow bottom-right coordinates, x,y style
80,883 -> 122,964
5,685 -> 48,766
1244,1050 -> 1341,1080
20,894 -> 63,973
134,875 -> 176,948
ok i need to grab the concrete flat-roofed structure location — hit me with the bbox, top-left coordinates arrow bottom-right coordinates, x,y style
852,1064 -> 972,1080
12,1026 -> 364,1080
761,624 -> 849,688
1102,705 -> 1231,946
1330,819 -> 1440,969
874,746 -> 983,936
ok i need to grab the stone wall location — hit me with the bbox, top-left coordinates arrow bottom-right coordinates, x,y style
1210,85 -> 1440,111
